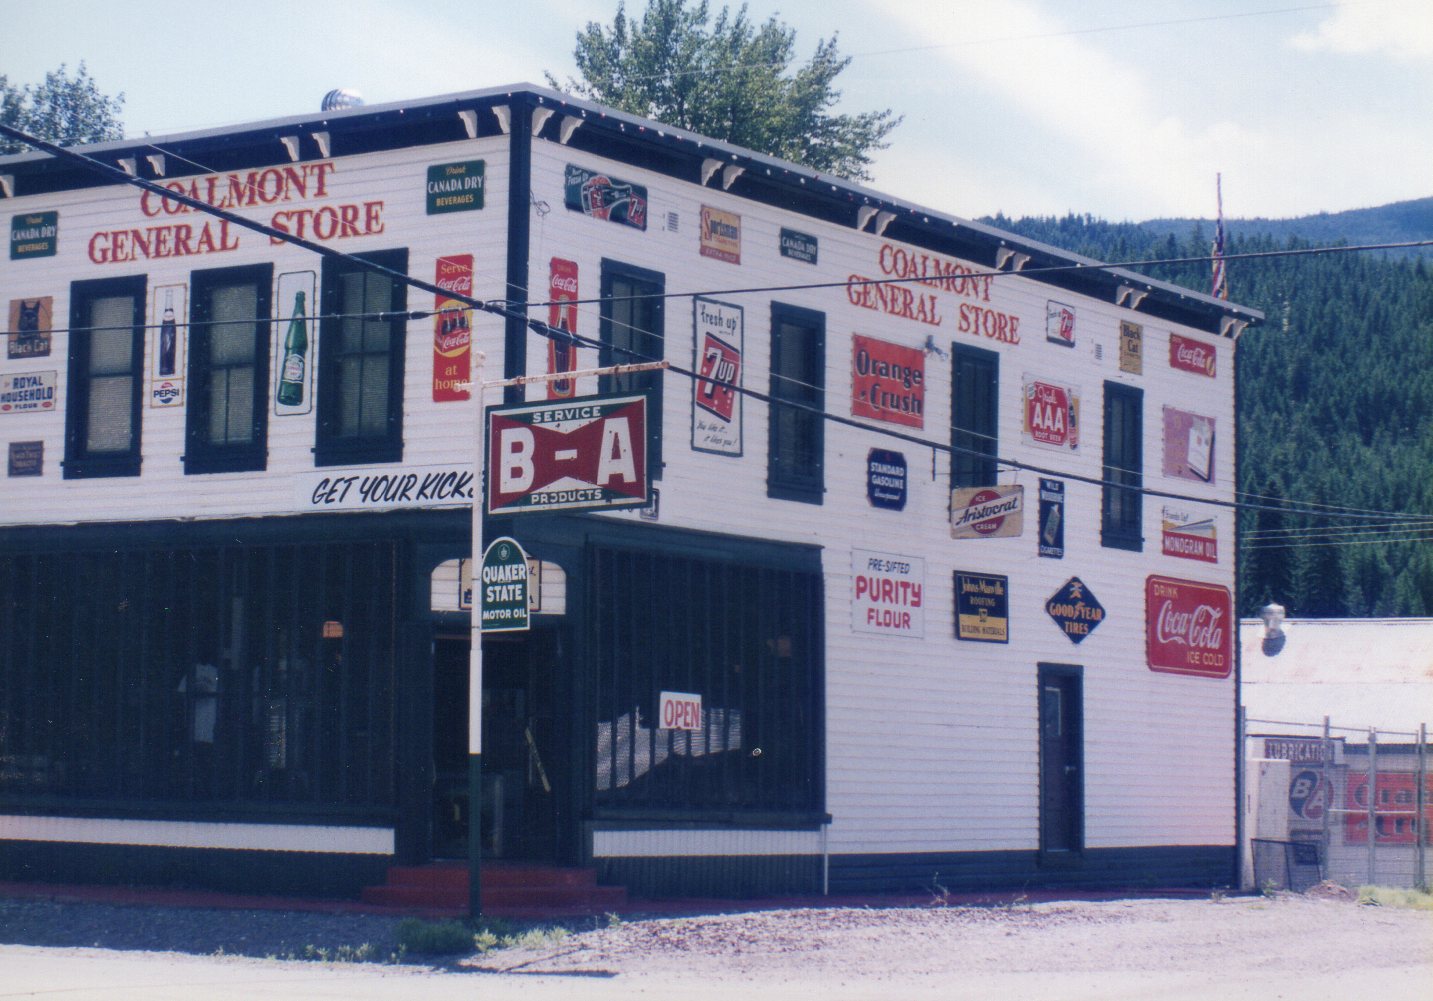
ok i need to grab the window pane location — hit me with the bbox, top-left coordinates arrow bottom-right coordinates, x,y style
209,285 -> 257,365
358,356 -> 389,433
87,375 -> 133,451
88,296 -> 135,374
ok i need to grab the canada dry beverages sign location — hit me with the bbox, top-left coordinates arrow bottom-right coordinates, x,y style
487,393 -> 649,514
1145,575 -> 1232,678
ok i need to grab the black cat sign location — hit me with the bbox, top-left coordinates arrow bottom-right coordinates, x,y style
7,297 -> 52,359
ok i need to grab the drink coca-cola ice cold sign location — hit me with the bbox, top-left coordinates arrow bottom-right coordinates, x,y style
1145,575 -> 1232,678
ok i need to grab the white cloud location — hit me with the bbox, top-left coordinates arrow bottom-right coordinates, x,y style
1288,2 -> 1433,60
872,1 -> 1258,217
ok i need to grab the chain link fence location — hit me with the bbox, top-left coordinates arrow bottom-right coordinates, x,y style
1242,715 -> 1430,893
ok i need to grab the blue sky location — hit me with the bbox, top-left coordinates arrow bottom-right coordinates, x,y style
3,0 -> 1429,222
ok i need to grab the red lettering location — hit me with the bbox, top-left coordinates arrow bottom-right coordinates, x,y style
363,200 -> 384,234
88,231 -> 111,264
313,205 -> 338,240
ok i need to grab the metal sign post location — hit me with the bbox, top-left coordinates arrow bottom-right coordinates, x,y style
468,355 -> 668,918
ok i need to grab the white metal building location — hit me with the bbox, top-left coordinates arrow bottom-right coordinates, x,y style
0,85 -> 1259,898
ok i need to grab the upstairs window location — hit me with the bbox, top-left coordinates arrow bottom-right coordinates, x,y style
767,303 -> 825,503
185,264 -> 272,474
315,250 -> 407,467
64,275 -> 146,479
599,261 -> 665,478
951,345 -> 999,488
1102,381 -> 1144,550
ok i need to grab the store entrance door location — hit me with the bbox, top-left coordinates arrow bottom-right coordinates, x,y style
431,630 -> 564,861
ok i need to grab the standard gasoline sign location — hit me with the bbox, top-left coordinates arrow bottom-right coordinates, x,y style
480,537 -> 530,632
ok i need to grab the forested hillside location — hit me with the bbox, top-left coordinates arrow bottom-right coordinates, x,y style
986,212 -> 1433,617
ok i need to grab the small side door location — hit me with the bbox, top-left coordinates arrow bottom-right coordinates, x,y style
1039,664 -> 1084,857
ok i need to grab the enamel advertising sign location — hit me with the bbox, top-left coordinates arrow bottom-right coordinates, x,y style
691,297 -> 743,455
1120,320 -> 1143,374
852,334 -> 925,428
1045,577 -> 1105,644
699,205 -> 741,264
565,164 -> 648,230
867,449 -> 907,510
479,536 -> 530,633
1145,575 -> 1233,678
432,254 -> 473,402
1162,407 -> 1216,483
1161,506 -> 1218,563
852,549 -> 925,637
0,370 -> 56,414
8,297 -> 52,359
1038,478 -> 1065,558
487,393 -> 649,514
1045,301 -> 1076,347
955,572 -> 1009,643
1169,333 -> 1216,378
950,485 -> 1024,539
1023,377 -> 1079,450
547,258 -> 580,399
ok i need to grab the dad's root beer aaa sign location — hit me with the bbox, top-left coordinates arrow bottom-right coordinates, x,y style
487,393 -> 649,514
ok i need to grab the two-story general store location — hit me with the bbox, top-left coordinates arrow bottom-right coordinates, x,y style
0,84 -> 1260,900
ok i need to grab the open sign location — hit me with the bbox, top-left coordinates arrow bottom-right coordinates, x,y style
658,691 -> 703,731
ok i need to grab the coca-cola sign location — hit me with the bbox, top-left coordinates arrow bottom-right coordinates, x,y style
1169,334 -> 1216,378
1145,575 -> 1232,678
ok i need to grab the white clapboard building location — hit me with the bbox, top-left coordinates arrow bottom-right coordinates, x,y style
0,85 -> 1260,900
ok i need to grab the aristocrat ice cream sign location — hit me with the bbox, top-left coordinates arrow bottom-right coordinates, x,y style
851,549 -> 924,637
1145,575 -> 1232,678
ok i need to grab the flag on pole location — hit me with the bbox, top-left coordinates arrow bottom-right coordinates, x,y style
1211,173 -> 1228,299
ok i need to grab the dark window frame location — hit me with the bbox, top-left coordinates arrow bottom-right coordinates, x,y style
63,275 -> 147,479
315,249 -> 407,468
1101,380 -> 1144,550
184,263 -> 273,475
951,344 -> 999,489
598,259 -> 665,478
767,302 -> 825,504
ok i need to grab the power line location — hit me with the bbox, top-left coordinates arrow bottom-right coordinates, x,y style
7,120 -> 1433,534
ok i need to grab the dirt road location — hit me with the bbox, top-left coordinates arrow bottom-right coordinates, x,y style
2,894 -> 1429,1000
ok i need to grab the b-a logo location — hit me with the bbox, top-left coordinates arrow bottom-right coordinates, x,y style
1288,769 -> 1328,821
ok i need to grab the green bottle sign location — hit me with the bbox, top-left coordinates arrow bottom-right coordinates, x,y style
276,291 -> 308,407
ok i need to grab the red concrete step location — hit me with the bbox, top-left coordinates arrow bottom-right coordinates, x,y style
359,862 -> 627,915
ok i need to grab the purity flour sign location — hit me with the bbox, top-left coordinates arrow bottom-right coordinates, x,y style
851,549 -> 925,637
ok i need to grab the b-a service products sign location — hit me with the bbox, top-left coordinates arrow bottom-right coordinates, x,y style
487,393 -> 649,514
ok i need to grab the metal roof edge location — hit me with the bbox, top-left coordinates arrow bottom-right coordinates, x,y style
2,82 -> 1264,325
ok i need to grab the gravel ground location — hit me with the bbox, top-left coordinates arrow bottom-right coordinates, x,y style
2,888 -> 1430,993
